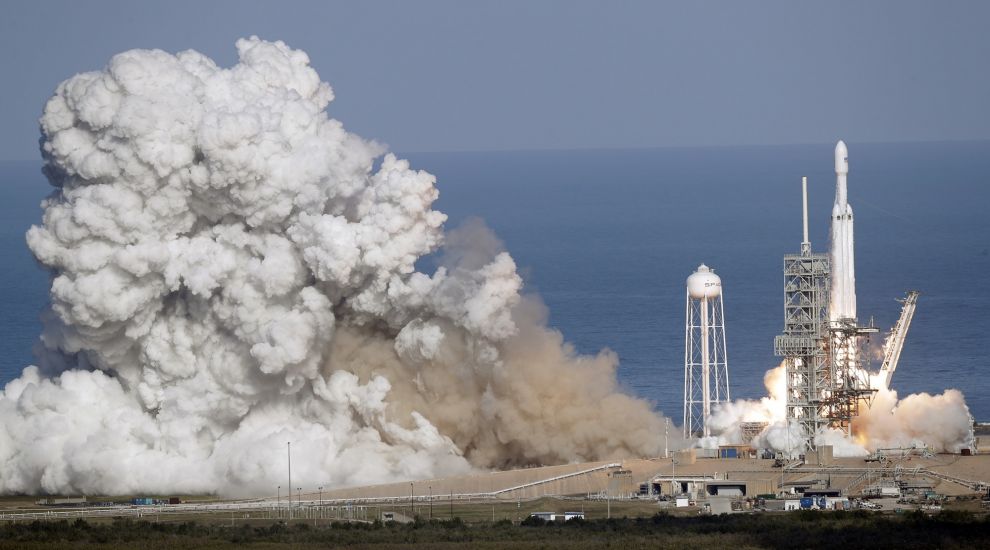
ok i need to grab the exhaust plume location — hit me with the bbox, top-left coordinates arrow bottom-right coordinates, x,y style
703,363 -> 974,456
0,38 -> 672,496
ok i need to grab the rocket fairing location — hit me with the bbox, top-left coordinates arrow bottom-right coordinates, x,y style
829,140 -> 857,321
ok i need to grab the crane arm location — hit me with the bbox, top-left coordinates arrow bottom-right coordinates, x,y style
878,291 -> 919,388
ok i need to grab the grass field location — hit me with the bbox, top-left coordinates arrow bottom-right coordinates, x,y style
0,495 -> 681,526
2,496 -> 989,549
1,508 -> 989,549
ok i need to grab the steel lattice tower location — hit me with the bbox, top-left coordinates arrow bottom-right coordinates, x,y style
774,177 -> 831,449
683,264 -> 730,439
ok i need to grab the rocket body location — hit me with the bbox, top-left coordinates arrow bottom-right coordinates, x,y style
829,140 -> 856,321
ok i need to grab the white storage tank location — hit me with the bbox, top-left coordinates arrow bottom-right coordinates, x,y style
686,264 -> 722,299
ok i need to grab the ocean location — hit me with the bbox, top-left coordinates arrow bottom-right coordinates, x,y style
2,141 -> 988,420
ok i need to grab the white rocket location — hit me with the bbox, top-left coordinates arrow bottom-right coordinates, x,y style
829,140 -> 856,321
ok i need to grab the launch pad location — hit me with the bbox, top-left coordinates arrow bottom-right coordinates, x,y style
822,318 -> 879,433
773,142 -> 917,451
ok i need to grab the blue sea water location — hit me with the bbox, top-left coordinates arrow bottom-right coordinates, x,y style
1,141 -> 988,420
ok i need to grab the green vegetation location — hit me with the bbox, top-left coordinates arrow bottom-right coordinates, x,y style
1,510 -> 988,549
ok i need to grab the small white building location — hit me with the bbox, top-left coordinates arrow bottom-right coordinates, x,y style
784,500 -> 801,511
563,512 -> 585,521
530,512 -> 556,521
708,498 -> 733,515
675,497 -> 691,508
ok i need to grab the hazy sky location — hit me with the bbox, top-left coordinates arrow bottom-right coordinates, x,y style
2,0 -> 988,160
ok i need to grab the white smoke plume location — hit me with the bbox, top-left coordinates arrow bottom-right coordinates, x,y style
0,38 -> 673,496
704,363 -> 974,456
851,376 -> 974,454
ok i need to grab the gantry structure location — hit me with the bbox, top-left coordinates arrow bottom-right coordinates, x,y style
773,177 -> 833,447
774,177 -> 881,450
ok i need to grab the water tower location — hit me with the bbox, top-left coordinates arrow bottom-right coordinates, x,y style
683,264 -> 731,439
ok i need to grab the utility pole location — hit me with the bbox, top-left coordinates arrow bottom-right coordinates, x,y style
663,418 -> 670,458
410,482 -> 414,518
277,486 -> 281,519
781,462 -> 785,498
287,442 -> 292,520
671,458 -> 677,499
449,490 -> 453,519
317,486 -> 323,525
489,472 -> 496,521
781,423 -> 792,498
786,419 -> 791,459
606,469 -> 611,519
429,485 -> 433,520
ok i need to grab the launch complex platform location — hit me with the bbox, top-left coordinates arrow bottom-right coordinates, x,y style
4,450 -> 988,523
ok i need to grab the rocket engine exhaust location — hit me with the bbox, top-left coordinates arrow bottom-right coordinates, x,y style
0,38 -> 675,497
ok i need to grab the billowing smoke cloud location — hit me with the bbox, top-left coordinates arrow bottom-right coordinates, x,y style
702,363 -> 974,456
0,38 -> 672,496
851,377 -> 974,454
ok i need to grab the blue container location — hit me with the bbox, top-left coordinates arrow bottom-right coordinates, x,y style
799,498 -> 813,509
131,498 -> 154,506
719,448 -> 738,459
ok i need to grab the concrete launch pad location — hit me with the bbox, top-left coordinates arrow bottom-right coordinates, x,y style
312,452 -> 990,505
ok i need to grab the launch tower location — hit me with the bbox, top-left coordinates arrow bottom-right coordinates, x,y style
770,140 -> 923,452
683,264 -> 731,439
776,142 -> 880,451
774,177 -> 831,445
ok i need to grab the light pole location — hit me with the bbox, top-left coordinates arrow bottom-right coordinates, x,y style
277,486 -> 281,519
785,417 -> 791,459
429,485 -> 433,520
410,482 -> 414,518
664,418 -> 670,458
287,442 -> 292,519
297,487 -> 302,508
783,419 -> 792,497
781,459 -> 785,498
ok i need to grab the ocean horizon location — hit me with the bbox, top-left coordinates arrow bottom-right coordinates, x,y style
2,140 -> 988,421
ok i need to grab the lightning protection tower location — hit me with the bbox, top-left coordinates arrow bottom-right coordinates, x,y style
683,264 -> 731,439
774,177 -> 831,450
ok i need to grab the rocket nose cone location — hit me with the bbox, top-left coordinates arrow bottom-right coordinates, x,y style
835,140 -> 849,174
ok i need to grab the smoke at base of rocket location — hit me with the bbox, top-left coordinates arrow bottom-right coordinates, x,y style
0,38 -> 672,497
701,141 -> 974,456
